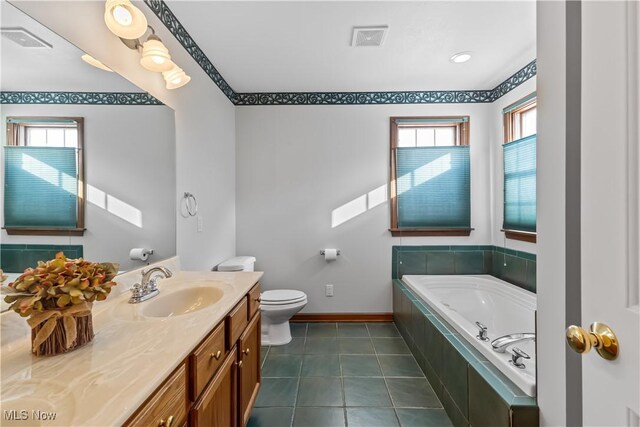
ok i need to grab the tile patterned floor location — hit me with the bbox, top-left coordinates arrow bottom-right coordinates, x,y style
248,322 -> 453,427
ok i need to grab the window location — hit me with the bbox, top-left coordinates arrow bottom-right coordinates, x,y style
389,116 -> 472,236
4,117 -> 85,235
502,94 -> 537,243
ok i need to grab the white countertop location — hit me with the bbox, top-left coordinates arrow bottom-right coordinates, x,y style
0,269 -> 262,427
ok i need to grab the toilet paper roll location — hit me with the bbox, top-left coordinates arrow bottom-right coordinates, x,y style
129,248 -> 150,261
323,249 -> 338,262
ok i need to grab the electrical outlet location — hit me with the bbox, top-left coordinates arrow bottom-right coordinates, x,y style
197,215 -> 203,232
325,284 -> 334,297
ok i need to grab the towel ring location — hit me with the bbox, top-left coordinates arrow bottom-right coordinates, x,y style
182,192 -> 198,217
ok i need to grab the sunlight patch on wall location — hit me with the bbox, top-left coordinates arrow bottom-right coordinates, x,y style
86,184 -> 143,228
331,184 -> 388,228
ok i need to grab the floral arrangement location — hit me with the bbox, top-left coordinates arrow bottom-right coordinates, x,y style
2,252 -> 119,317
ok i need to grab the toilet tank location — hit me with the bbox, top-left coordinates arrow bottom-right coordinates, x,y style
217,256 -> 256,272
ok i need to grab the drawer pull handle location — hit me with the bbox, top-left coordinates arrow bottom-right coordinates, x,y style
210,350 -> 222,360
243,348 -> 251,355
238,360 -> 243,368
158,415 -> 174,427
255,297 -> 261,302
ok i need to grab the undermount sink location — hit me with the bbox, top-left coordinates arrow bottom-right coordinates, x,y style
142,286 -> 224,318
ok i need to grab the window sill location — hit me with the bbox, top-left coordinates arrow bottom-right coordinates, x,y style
502,229 -> 536,243
3,228 -> 86,236
389,228 -> 474,237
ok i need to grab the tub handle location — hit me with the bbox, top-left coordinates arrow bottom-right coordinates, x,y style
475,321 -> 489,341
509,347 -> 531,369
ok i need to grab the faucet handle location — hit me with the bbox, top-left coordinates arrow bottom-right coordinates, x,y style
475,321 -> 489,341
510,347 -> 531,369
131,282 -> 143,297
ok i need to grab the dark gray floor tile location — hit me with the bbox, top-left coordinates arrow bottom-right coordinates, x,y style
367,323 -> 401,337
297,377 -> 344,406
378,355 -> 424,377
386,378 -> 442,408
255,378 -> 299,407
261,346 -> 270,367
307,323 -> 338,337
270,338 -> 306,355
347,408 -> 400,427
344,377 -> 392,407
337,338 -> 375,354
305,337 -> 339,354
372,338 -> 411,354
262,354 -> 303,377
291,323 -> 308,337
249,407 -> 294,427
340,355 -> 382,377
396,409 -> 453,427
337,323 -> 369,337
293,407 -> 345,427
301,354 -> 341,377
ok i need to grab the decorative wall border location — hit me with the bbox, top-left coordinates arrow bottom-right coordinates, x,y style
146,1 -> 536,106
0,91 -> 163,105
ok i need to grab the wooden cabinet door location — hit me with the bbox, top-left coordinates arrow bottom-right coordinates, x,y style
190,347 -> 237,427
238,314 -> 261,427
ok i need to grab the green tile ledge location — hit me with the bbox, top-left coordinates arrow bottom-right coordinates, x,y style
393,280 -> 538,427
392,245 -> 536,293
0,244 -> 83,273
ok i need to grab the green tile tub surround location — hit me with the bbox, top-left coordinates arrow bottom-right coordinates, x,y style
392,245 -> 536,293
392,280 -> 538,427
0,244 -> 83,272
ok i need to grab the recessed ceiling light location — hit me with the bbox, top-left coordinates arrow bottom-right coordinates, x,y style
450,52 -> 472,64
81,54 -> 113,72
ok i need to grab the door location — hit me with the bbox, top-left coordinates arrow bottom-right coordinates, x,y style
238,313 -> 261,427
578,1 -> 640,425
190,347 -> 237,427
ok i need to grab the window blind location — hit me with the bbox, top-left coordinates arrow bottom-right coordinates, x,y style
396,145 -> 470,228
503,134 -> 536,232
4,146 -> 78,228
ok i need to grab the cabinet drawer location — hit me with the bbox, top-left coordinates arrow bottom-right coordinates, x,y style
126,364 -> 187,427
226,298 -> 248,349
191,321 -> 227,400
247,283 -> 261,320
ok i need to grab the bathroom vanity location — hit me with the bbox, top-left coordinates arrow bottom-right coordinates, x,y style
0,269 -> 263,427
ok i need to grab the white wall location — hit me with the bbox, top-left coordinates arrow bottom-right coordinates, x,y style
12,1 -> 237,271
236,104 -> 493,313
0,104 -> 176,271
489,77 -> 538,254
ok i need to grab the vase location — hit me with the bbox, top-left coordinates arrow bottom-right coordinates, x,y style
29,304 -> 94,357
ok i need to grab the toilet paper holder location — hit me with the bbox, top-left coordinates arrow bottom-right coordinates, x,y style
319,250 -> 340,256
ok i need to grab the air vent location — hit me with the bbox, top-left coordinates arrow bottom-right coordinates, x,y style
1,28 -> 51,48
351,26 -> 388,47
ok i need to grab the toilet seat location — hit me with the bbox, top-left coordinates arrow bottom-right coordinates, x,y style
261,290 -> 307,305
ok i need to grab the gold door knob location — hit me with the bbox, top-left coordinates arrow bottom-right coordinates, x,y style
158,415 -> 174,427
238,360 -> 244,368
566,322 -> 619,360
243,348 -> 250,355
210,350 -> 222,360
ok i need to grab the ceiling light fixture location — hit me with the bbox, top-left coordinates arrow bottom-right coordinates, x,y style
140,34 -> 173,72
450,52 -> 472,64
81,54 -> 113,72
162,64 -> 191,90
104,0 -> 148,40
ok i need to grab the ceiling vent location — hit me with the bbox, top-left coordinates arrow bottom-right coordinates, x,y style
351,26 -> 388,47
1,28 -> 52,48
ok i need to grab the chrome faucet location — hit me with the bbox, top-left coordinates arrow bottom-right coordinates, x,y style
509,347 -> 531,369
129,266 -> 173,304
475,321 -> 489,341
491,333 -> 536,353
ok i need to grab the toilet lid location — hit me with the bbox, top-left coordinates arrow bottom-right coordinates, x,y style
261,290 -> 307,304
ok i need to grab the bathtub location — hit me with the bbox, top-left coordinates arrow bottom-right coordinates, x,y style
402,274 -> 536,397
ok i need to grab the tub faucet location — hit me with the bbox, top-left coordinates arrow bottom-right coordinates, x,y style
475,321 -> 489,341
491,333 -> 536,353
129,266 -> 172,304
509,347 -> 531,369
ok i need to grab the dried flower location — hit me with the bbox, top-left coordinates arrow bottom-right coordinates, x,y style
1,252 -> 118,317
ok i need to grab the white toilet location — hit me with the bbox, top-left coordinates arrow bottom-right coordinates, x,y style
217,256 -> 307,346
